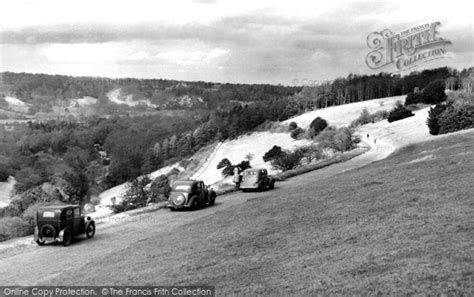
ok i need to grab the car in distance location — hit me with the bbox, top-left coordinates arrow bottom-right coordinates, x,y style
240,168 -> 275,191
167,179 -> 216,210
34,205 -> 95,246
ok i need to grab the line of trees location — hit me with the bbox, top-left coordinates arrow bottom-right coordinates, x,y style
290,67 -> 473,113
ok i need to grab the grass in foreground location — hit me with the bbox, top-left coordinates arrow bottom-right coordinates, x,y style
50,132 -> 474,295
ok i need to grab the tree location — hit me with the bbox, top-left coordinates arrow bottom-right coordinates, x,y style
270,150 -> 304,171
290,127 -> 305,139
149,175 -> 171,202
263,145 -> 284,162
245,153 -> 254,162
308,117 -> 328,138
387,101 -> 414,123
288,122 -> 298,131
427,103 -> 448,135
112,176 -> 152,213
420,79 -> 446,104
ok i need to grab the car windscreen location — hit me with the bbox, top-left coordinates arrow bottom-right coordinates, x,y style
243,171 -> 257,175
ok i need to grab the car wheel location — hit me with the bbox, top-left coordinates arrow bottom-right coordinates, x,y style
190,196 -> 199,210
270,180 -> 275,189
209,193 -> 216,206
85,222 -> 95,239
40,224 -> 55,238
62,227 -> 72,247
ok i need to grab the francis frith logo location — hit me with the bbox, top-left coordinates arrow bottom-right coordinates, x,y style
366,22 -> 452,71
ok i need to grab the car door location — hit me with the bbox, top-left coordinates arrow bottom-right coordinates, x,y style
261,169 -> 268,186
72,207 -> 83,234
197,182 -> 206,203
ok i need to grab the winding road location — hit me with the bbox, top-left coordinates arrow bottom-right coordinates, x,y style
0,138 -> 392,285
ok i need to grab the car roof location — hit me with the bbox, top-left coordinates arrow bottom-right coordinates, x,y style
243,168 -> 265,172
39,205 -> 79,211
172,179 -> 202,185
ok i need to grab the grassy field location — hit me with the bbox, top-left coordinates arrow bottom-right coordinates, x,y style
48,131 -> 474,295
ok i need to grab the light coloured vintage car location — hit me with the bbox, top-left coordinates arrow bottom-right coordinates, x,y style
240,168 -> 275,191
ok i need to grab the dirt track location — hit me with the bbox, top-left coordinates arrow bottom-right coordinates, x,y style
0,141 -> 387,286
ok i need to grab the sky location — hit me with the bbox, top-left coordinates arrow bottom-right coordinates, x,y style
0,0 -> 472,85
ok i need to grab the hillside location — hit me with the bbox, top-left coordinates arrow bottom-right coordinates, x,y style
1,123 -> 472,295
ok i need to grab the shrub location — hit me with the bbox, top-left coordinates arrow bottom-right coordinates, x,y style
294,145 -> 324,164
350,109 -> 389,128
0,217 -> 32,242
111,176 -> 151,213
387,101 -> 414,123
315,126 -> 360,152
263,145 -> 284,162
309,117 -> 328,136
405,91 -> 423,106
149,175 -> 172,202
421,79 -> 446,104
427,103 -> 448,135
270,150 -> 304,171
290,127 -> 305,139
217,158 -> 251,177
90,196 -> 101,206
0,165 -> 11,182
288,122 -> 298,131
21,201 -> 63,230
434,104 -> 474,134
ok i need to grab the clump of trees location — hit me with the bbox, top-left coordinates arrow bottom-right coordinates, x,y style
350,108 -> 389,127
427,91 -> 474,135
263,125 -> 360,171
405,79 -> 447,106
111,174 -> 172,213
217,158 -> 251,177
387,101 -> 414,123
307,117 -> 328,138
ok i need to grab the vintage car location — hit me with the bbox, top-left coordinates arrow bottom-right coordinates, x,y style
167,179 -> 216,210
240,168 -> 275,191
34,205 -> 95,246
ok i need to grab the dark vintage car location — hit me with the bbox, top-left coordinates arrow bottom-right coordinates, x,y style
167,179 -> 216,210
240,168 -> 275,191
34,205 -> 95,246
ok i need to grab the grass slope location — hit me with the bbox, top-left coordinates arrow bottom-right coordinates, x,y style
49,131 -> 474,295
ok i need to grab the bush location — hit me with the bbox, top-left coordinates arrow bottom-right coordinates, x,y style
309,117 -> 328,137
288,122 -> 298,131
294,145 -> 324,164
90,196 -> 101,206
270,150 -> 304,171
217,158 -> 251,177
421,79 -> 446,104
149,175 -> 172,202
0,166 -> 11,182
405,79 -> 447,106
437,104 -> 474,134
350,109 -> 389,128
290,127 -> 305,139
111,176 -> 151,213
21,201 -> 63,230
315,126 -> 360,152
0,217 -> 32,242
427,103 -> 448,135
263,145 -> 284,162
427,95 -> 474,135
387,101 -> 414,123
405,92 -> 423,105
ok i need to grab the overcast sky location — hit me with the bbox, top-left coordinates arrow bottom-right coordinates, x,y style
0,0 -> 472,84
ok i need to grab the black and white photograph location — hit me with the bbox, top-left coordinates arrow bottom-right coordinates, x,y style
0,0 -> 473,295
